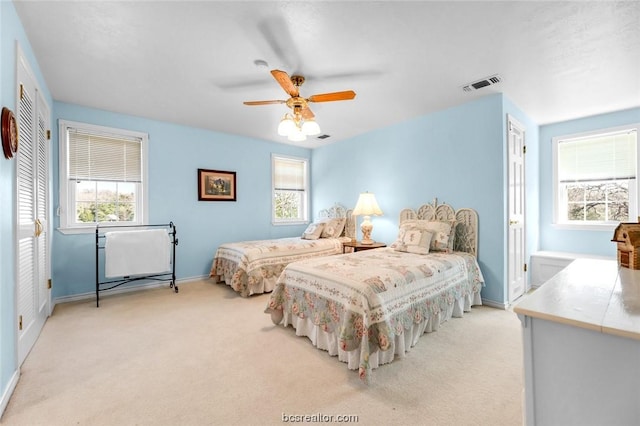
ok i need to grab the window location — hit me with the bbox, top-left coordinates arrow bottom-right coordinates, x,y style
58,120 -> 148,232
272,154 -> 309,224
554,124 -> 638,228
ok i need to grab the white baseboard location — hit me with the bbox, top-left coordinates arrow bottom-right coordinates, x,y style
52,275 -> 209,309
0,369 -> 19,420
481,298 -> 509,310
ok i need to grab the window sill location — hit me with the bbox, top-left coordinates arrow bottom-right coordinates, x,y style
57,227 -> 96,235
57,224 -> 145,235
272,221 -> 309,226
551,223 -> 619,232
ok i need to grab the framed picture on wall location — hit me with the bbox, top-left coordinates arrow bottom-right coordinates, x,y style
198,169 -> 236,201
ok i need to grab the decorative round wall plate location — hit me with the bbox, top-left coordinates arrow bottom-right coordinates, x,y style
2,107 -> 19,159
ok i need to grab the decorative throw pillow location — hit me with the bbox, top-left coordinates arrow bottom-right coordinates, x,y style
439,220 -> 457,252
390,223 -> 427,249
394,219 -> 456,252
393,227 -> 433,254
447,221 -> 457,251
319,217 -> 346,238
302,222 -> 325,240
423,221 -> 453,252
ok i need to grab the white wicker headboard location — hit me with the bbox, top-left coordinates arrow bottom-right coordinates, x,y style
317,203 -> 355,239
398,198 -> 478,257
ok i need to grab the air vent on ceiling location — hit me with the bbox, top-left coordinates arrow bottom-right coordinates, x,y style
316,134 -> 331,139
462,74 -> 503,92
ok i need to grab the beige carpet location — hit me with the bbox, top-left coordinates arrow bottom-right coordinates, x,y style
1,280 -> 524,426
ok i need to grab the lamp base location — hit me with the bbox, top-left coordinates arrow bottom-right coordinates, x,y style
360,216 -> 374,245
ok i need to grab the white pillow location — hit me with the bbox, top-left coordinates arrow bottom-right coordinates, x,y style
302,222 -> 325,240
393,227 -> 433,254
319,217 -> 346,238
394,219 -> 455,252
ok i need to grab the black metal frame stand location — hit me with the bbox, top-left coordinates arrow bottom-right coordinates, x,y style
95,222 -> 178,307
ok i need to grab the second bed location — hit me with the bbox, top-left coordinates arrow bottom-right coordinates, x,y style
210,204 -> 355,297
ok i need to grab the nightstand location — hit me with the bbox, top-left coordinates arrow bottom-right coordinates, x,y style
342,241 -> 387,253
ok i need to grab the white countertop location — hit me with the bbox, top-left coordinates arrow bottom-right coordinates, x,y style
514,258 -> 640,341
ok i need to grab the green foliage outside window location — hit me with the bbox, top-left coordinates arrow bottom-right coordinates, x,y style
275,191 -> 301,219
75,181 -> 136,223
76,202 -> 135,223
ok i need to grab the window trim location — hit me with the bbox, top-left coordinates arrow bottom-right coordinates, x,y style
58,120 -> 149,234
271,153 -> 309,226
552,123 -> 639,231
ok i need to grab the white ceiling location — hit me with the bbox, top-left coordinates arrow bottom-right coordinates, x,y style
13,1 -> 640,148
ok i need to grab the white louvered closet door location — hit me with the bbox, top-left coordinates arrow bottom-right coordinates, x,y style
36,92 -> 50,322
16,48 -> 50,366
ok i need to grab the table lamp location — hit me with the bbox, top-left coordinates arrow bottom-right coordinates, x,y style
352,192 -> 383,244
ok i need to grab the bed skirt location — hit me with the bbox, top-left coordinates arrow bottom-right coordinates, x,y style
210,238 -> 344,297
271,290 -> 482,376
211,256 -> 287,297
212,268 -> 278,296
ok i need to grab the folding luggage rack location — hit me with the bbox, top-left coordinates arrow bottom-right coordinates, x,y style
95,222 -> 178,307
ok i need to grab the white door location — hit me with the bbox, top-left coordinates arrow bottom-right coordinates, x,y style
16,47 -> 51,365
507,114 -> 526,303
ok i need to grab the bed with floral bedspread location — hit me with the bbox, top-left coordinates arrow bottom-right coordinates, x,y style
210,237 -> 351,297
210,205 -> 355,297
264,199 -> 483,382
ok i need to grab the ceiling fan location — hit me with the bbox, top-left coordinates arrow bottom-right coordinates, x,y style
243,69 -> 356,141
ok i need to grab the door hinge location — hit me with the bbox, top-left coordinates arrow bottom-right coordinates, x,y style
48,278 -> 52,289
19,84 -> 24,100
523,145 -> 527,154
47,130 -> 51,140
524,263 -> 528,272
19,315 -> 23,331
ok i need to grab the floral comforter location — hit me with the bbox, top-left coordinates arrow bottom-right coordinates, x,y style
210,237 -> 344,297
265,248 -> 484,382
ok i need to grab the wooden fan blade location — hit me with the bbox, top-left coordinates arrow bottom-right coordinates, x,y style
243,100 -> 286,106
300,107 -> 315,119
307,90 -> 356,103
271,69 -> 299,97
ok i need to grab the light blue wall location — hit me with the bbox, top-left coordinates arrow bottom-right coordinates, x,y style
311,94 -> 510,305
1,0 -> 52,413
52,102 -> 311,297
2,0 -> 634,414
539,107 -> 640,257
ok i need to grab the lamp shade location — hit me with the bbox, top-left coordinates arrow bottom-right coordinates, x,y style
277,115 -> 295,136
301,119 -> 321,136
287,127 -> 307,141
352,192 -> 383,216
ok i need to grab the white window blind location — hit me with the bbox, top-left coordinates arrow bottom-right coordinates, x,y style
59,120 -> 148,232
558,130 -> 637,183
553,125 -> 639,227
273,156 -> 306,191
68,129 -> 142,182
272,154 -> 309,224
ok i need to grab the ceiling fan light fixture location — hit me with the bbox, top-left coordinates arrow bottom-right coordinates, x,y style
287,127 -> 307,142
301,119 -> 321,136
277,114 -> 295,136
243,69 -> 355,143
